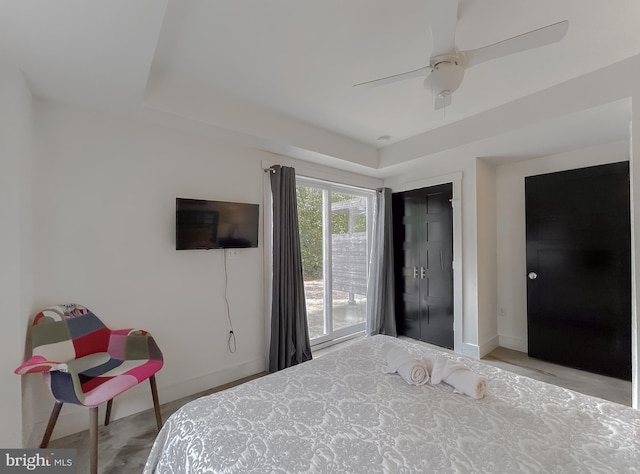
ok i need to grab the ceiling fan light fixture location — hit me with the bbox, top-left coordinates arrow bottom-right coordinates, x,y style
424,61 -> 464,98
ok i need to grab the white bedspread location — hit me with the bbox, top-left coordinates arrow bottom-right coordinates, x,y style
144,335 -> 640,473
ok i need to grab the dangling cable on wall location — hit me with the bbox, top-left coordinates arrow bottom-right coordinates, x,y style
223,249 -> 237,353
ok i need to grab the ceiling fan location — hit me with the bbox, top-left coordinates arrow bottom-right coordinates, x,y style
354,0 -> 569,110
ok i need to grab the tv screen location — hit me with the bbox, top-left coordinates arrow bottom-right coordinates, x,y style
176,198 -> 259,250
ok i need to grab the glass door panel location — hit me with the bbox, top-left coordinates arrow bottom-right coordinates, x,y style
297,179 -> 373,345
331,193 -> 367,333
297,185 -> 326,340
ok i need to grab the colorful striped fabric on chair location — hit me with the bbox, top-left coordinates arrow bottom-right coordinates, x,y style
15,304 -> 164,474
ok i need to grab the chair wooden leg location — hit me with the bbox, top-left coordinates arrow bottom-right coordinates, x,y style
90,406 -> 98,474
104,399 -> 113,426
40,401 -> 63,448
149,375 -> 162,431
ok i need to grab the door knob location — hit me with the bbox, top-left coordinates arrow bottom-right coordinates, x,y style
528,272 -> 538,280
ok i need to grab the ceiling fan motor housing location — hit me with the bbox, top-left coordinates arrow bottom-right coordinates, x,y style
424,60 -> 465,97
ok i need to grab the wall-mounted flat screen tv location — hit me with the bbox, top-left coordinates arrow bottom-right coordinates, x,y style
176,198 -> 259,250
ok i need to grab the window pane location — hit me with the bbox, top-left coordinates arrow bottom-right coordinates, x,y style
297,185 -> 325,339
331,193 -> 367,331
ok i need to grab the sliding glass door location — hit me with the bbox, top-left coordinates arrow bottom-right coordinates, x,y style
296,178 -> 374,346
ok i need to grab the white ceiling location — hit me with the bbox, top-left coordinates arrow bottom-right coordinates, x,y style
2,0 -> 640,176
0,0 -> 166,108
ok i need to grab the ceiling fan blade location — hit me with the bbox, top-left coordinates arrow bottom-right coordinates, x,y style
429,0 -> 459,58
434,92 -> 452,110
353,66 -> 431,89
462,20 -> 568,68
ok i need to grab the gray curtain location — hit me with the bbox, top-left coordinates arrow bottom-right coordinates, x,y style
367,187 -> 397,336
269,165 -> 313,372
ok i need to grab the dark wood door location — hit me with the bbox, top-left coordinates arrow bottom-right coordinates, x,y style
526,162 -> 631,380
393,183 -> 454,349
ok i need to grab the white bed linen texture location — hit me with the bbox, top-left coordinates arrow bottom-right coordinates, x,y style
144,335 -> 640,474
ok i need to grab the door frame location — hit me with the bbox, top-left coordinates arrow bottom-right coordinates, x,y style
391,172 -> 464,355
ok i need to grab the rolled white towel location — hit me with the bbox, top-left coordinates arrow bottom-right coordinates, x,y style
429,357 -> 464,384
381,345 -> 430,386
429,356 -> 487,399
445,369 -> 487,399
397,361 -> 430,386
419,356 -> 434,374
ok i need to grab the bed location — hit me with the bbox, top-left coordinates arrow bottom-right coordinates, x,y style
144,335 -> 640,473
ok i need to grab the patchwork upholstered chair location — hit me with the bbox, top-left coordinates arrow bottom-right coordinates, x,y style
15,304 -> 163,474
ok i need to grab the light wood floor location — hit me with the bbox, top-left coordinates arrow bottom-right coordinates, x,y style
49,339 -> 632,472
482,346 -> 631,406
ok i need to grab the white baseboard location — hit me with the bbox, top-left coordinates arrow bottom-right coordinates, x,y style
498,335 -> 527,353
461,343 -> 480,359
158,357 -> 266,408
26,357 -> 266,447
462,336 -> 500,359
479,335 -> 499,358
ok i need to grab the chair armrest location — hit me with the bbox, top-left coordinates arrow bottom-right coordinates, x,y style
15,355 -> 68,375
109,329 -> 163,361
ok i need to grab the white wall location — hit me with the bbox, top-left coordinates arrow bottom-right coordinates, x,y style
0,64 -> 33,447
495,139 -> 630,351
476,160 -> 498,355
21,98 -> 384,446
24,100 -> 274,444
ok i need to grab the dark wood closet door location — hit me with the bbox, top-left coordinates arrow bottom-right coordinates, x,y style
395,192 -> 423,341
526,162 -> 631,380
393,183 -> 454,349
